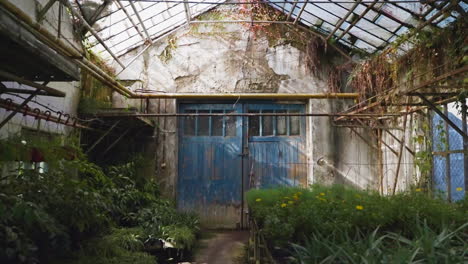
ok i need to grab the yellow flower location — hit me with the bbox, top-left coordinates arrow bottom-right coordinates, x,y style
255,198 -> 262,202
288,201 -> 294,204
320,192 -> 325,196
415,188 -> 421,192
293,195 -> 299,201
284,196 -> 290,200
281,203 -> 287,208
297,192 -> 302,195
356,205 -> 364,210
456,187 -> 463,191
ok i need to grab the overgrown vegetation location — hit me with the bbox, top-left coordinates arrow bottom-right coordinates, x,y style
247,185 -> 468,263
348,18 -> 467,104
0,133 -> 199,264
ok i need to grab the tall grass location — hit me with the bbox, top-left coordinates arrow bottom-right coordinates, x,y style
247,184 -> 468,263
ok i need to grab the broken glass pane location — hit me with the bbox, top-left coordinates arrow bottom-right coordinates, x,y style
262,110 -> 274,136
184,110 -> 196,136
289,110 -> 300,135
198,110 -> 210,136
248,111 -> 260,137
225,111 -> 237,137
212,110 -> 223,136
276,110 -> 287,136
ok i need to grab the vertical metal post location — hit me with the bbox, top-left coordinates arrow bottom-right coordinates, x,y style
443,104 -> 451,202
462,99 -> 467,195
427,110 -> 434,197
377,129 -> 384,194
392,98 -> 410,195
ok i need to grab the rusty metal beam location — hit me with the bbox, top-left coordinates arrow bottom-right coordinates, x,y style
0,90 -> 41,129
416,93 -> 468,140
0,70 -> 65,97
0,98 -> 91,130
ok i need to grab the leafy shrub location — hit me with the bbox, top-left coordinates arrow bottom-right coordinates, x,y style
0,135 -> 199,263
57,228 -> 155,264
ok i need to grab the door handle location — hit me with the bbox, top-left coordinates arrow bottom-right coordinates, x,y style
238,147 -> 249,156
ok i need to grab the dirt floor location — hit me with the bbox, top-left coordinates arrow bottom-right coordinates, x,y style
188,230 -> 249,264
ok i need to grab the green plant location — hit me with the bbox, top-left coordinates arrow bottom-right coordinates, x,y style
248,184 -> 467,262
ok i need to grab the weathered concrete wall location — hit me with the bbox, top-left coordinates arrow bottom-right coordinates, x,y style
114,7 -> 380,196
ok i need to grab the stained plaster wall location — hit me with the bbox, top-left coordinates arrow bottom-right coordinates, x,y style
0,0 -> 82,139
114,9 -> 380,197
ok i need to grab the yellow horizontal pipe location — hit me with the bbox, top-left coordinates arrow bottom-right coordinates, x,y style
132,93 -> 359,99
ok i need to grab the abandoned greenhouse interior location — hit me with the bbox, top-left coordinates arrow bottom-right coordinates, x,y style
0,0 -> 467,263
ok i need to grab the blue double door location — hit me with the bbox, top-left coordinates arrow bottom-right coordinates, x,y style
177,102 -> 307,228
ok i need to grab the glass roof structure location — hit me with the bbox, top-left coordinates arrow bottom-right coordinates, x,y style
77,0 -> 466,62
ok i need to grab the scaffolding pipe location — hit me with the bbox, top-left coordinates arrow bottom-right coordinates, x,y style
131,92 -> 359,99
93,112 -> 400,117
0,70 -> 66,97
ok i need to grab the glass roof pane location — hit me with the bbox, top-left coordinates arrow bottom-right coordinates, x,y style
84,0 -> 463,58
375,15 -> 400,33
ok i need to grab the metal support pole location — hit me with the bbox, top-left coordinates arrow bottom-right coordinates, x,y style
85,120 -> 121,154
392,98 -> 410,195
443,104 -> 451,202
128,0 -> 152,42
416,93 -> 468,140
349,127 -> 380,152
462,99 -> 468,194
37,0 -> 57,22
